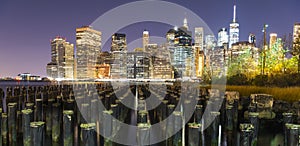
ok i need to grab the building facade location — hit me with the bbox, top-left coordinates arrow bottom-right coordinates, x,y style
229,3 -> 239,48
293,23 -> 300,44
76,26 -> 101,79
110,33 -> 127,79
151,45 -> 173,79
127,49 -> 150,79
143,30 -> 149,50
269,33 -> 278,48
46,36 -> 74,79
218,28 -> 229,47
195,27 -> 204,50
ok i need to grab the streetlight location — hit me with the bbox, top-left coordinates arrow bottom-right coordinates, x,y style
262,24 -> 269,75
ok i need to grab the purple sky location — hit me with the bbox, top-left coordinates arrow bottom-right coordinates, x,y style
0,0 -> 299,77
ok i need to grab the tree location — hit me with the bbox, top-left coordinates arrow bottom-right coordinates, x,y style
227,47 -> 259,78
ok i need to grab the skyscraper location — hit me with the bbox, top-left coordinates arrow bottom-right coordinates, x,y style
248,33 -> 256,45
217,28 -> 229,47
143,30 -> 149,50
76,26 -> 101,79
111,33 -> 127,52
170,18 -> 194,78
194,46 -> 205,78
229,1 -> 239,48
46,36 -> 74,79
293,23 -> 300,43
127,48 -> 150,79
110,33 -> 127,79
151,45 -> 173,79
269,33 -> 278,48
195,27 -> 204,50
183,17 -> 189,30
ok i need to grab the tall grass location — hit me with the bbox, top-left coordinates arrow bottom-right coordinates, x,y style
226,86 -> 300,102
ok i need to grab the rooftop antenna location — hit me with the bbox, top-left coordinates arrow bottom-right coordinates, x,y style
233,0 -> 237,23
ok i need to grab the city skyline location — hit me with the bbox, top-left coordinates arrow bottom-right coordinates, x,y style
0,0 -> 300,77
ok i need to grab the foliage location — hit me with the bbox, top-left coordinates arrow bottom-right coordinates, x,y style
227,47 -> 259,78
226,36 -> 300,87
227,73 -> 250,85
226,85 -> 300,102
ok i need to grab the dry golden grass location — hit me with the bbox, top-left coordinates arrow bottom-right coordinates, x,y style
226,86 -> 300,102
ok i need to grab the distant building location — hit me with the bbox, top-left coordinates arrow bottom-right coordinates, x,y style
127,49 -> 150,79
205,34 -> 216,55
96,64 -> 110,79
143,30 -> 149,50
151,45 -> 173,79
167,18 -> 194,78
194,46 -> 205,78
166,28 -> 176,45
230,41 -> 260,65
217,28 -> 228,47
229,3 -> 239,48
248,33 -> 256,46
269,33 -> 277,48
96,51 -> 112,79
17,73 -> 41,81
46,36 -> 74,79
195,27 -> 204,50
110,33 -> 127,79
145,43 -> 158,55
76,26 -> 101,79
293,22 -> 300,44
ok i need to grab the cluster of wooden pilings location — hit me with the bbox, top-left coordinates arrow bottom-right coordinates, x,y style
0,82 -> 299,146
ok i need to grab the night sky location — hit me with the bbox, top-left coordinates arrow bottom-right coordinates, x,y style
0,0 -> 299,77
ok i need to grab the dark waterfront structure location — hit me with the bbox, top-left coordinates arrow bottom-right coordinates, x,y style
0,81 -> 299,145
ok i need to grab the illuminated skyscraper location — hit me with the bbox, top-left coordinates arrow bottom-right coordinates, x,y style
76,26 -> 101,79
293,23 -> 300,43
143,30 -> 149,50
151,45 -> 173,79
145,43 -> 158,54
205,34 -> 216,55
96,51 -> 111,79
127,48 -> 150,79
46,36 -> 74,79
111,33 -> 127,52
217,28 -> 229,47
171,18 -> 194,78
111,33 -> 127,79
194,46 -> 205,78
229,2 -> 239,48
248,33 -> 256,45
195,27 -> 204,50
166,28 -> 176,45
183,17 -> 189,30
269,33 -> 278,48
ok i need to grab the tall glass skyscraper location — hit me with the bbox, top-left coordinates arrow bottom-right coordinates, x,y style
76,26 -> 101,79
218,28 -> 229,47
46,36 -> 74,79
229,2 -> 239,48
143,30 -> 149,50
293,23 -> 300,44
168,19 -> 194,78
195,27 -> 204,50
110,33 -> 127,79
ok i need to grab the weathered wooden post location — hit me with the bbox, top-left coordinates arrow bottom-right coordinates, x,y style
30,122 -> 45,146
63,110 -> 74,146
22,109 -> 33,146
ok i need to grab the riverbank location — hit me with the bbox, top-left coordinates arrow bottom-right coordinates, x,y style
226,85 -> 300,102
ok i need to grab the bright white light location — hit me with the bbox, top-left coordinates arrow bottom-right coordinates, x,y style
174,26 -> 178,31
